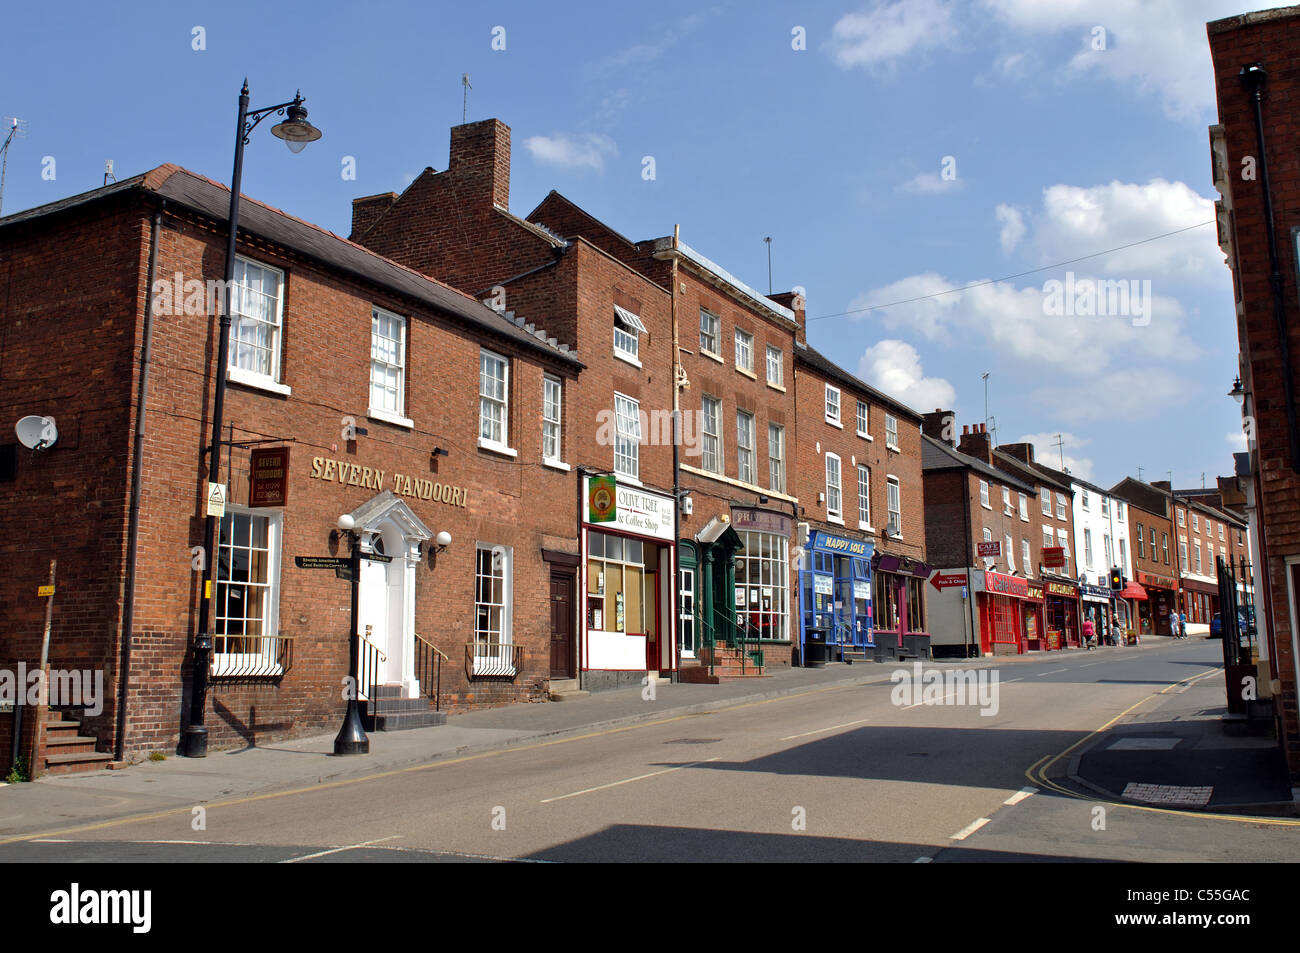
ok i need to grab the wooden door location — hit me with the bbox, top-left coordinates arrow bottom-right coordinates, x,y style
550,572 -> 574,678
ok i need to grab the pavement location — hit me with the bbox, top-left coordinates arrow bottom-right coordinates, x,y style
1,633 -> 1292,843
1065,642 -> 1294,812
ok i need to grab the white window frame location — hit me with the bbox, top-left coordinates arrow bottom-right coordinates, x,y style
1041,487 -> 1051,516
1057,529 -> 1071,572
980,480 -> 991,509
768,423 -> 785,493
227,256 -> 289,394
1019,492 -> 1029,522
734,328 -> 754,374
887,477 -> 901,535
1043,526 -> 1054,549
1002,486 -> 1013,516
543,374 -> 564,466
857,464 -> 871,530
1084,528 -> 1093,568
1178,508 -> 1186,527
613,305 -> 644,366
1022,538 -> 1032,577
699,308 -> 720,357
368,307 -> 409,425
212,507 -> 284,676
614,392 -> 641,481
1056,493 -> 1067,519
473,543 -> 514,676
1006,534 -> 1015,572
701,395 -> 723,474
825,384 -> 842,427
478,348 -> 514,455
766,345 -> 784,388
856,400 -> 871,439
885,413 -> 899,450
1082,489 -> 1090,510
1195,542 -> 1202,574
1192,512 -> 1200,532
736,410 -> 755,484
825,453 -> 843,523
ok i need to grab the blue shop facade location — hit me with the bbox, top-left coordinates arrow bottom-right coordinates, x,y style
798,529 -> 933,664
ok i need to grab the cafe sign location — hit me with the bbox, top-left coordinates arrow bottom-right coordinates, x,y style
583,476 -> 673,542
1045,581 -> 1078,598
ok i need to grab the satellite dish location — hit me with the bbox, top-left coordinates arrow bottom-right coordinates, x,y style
15,415 -> 57,450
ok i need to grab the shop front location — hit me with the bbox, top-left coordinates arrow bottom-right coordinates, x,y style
1023,582 -> 1045,651
873,551 -> 933,660
972,570 -> 1028,656
581,477 -> 677,691
1043,577 -> 1081,649
1137,570 -> 1178,636
800,530 -> 873,663
1079,583 -> 1115,643
1182,577 -> 1219,626
731,508 -> 796,668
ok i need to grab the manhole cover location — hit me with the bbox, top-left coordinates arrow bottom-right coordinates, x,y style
1121,783 -> 1213,807
1108,737 -> 1181,750
664,738 -> 721,745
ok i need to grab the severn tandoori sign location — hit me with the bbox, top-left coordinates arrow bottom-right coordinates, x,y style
308,455 -> 468,507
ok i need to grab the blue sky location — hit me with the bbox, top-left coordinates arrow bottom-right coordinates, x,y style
0,0 -> 1269,489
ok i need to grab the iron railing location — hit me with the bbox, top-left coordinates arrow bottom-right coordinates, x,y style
210,634 -> 295,680
466,641 -> 524,680
413,632 -> 448,711
700,605 -> 765,676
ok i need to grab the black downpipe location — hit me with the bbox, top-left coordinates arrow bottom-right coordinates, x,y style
1242,63 -> 1300,473
116,205 -> 163,761
962,470 -> 978,658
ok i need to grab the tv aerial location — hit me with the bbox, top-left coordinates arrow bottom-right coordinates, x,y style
15,415 -> 58,451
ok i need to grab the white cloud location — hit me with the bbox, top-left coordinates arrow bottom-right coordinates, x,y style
857,339 -> 956,411
1027,368 -> 1186,423
1032,179 -> 1218,280
982,0 -> 1281,121
1016,431 -> 1094,480
829,0 -> 958,72
900,171 -> 960,195
995,203 -> 1026,252
1226,430 -> 1248,452
524,133 -> 618,172
850,269 -> 1189,370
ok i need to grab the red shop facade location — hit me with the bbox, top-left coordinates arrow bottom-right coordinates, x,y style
973,570 -> 1029,656
1137,570 -> 1179,636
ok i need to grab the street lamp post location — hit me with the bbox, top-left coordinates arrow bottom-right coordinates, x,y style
334,515 -> 369,755
181,80 -> 321,759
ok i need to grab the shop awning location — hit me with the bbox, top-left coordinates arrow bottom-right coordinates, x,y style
1120,581 -> 1148,600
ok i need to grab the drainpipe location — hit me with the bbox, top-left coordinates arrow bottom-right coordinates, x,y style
670,225 -> 681,677
1242,63 -> 1300,474
116,205 -> 163,762
962,471 -> 977,658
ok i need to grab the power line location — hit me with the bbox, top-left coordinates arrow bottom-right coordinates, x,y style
807,220 -> 1215,323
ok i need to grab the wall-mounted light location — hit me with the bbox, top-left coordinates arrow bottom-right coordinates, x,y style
434,531 -> 452,554
431,447 -> 450,459
1229,376 -> 1245,405
331,512 -> 358,545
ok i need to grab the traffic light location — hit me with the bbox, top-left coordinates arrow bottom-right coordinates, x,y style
1108,568 -> 1124,591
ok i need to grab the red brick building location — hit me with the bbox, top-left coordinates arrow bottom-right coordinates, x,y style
1209,4 -> 1300,782
1112,478 -> 1179,637
0,163 -> 584,770
921,414 -> 1079,655
793,343 -> 930,661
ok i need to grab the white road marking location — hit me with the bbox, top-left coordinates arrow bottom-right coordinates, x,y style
1003,787 -> 1038,806
281,835 -> 401,863
914,856 -> 933,863
541,758 -> 719,803
902,690 -> 959,710
1006,677 -> 1024,683
1080,662 -> 1104,668
1036,668 -> 1068,677
950,817 -> 992,840
780,718 -> 871,741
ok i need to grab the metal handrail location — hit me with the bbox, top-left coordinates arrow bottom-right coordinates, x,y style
357,635 -> 386,701
413,632 -> 446,711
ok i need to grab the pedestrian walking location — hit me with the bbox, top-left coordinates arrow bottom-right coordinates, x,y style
1082,617 -> 1096,650
1111,618 -> 1123,647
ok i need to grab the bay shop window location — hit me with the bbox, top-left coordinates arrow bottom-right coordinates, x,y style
586,531 -> 660,638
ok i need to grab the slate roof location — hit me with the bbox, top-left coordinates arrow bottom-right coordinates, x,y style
796,343 -> 925,422
922,434 -> 1035,493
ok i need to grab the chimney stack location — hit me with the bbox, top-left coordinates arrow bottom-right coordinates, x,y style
958,421 -> 993,465
998,442 -> 1036,465
448,118 -> 511,209
770,291 -> 807,345
923,409 -> 955,446
350,191 -> 398,241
